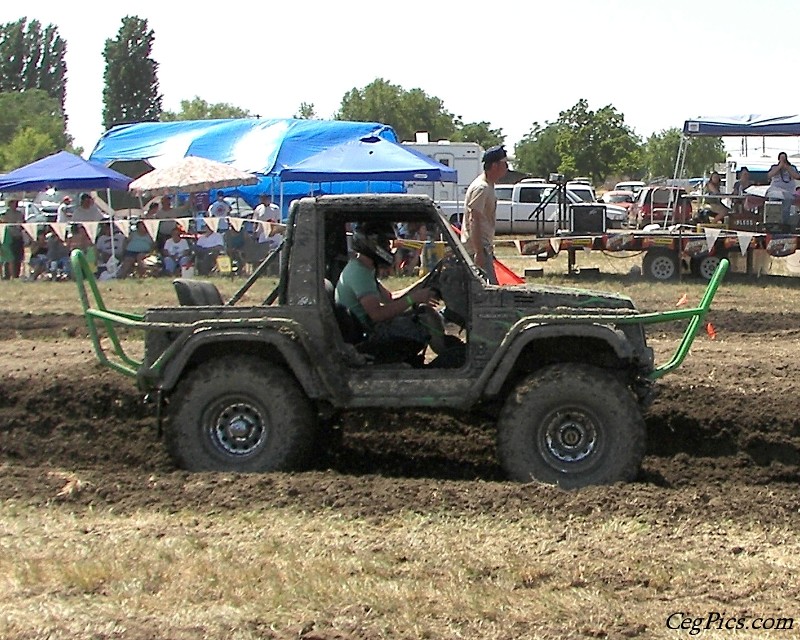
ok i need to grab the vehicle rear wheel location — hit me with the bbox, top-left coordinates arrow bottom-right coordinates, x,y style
642,248 -> 679,280
690,253 -> 723,280
497,364 -> 646,488
166,356 -> 317,472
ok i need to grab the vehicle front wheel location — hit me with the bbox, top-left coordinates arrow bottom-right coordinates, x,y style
497,364 -> 646,488
166,356 -> 317,472
690,253 -> 724,280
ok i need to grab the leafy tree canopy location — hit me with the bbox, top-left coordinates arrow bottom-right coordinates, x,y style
451,120 -> 504,149
644,128 -> 725,180
161,96 -> 251,121
295,102 -> 318,119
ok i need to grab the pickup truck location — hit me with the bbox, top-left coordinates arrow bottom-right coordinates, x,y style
439,180 -> 627,234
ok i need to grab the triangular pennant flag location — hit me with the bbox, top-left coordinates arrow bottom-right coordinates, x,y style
142,219 -> 160,240
736,231 -> 754,256
82,221 -> 100,241
116,219 -> 131,238
513,239 -> 522,254
549,237 -> 561,253
0,225 -> 7,244
228,217 -> 244,232
51,223 -> 68,242
175,217 -> 192,232
204,216 -> 220,233
21,223 -> 39,241
703,226 -> 721,251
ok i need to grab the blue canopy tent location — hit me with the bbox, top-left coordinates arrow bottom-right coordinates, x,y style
0,150 -> 132,192
280,135 -> 457,183
683,114 -> 800,137
88,119 -> 409,211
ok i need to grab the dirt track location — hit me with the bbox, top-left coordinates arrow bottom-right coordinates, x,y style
2,305 -> 800,527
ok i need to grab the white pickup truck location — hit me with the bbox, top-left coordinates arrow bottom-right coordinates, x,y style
439,179 -> 627,235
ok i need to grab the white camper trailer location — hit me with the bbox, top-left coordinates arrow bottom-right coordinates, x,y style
402,138 -> 483,203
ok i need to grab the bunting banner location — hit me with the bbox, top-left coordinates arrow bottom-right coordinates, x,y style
228,217 -> 244,232
549,237 -> 561,254
115,219 -> 131,238
174,217 -> 193,233
703,227 -> 721,252
21,223 -> 39,241
81,221 -> 100,241
141,219 -> 160,241
735,231 -> 754,256
50,223 -> 68,242
0,225 -> 7,244
204,217 -> 220,233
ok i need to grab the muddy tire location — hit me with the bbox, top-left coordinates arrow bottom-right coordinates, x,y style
497,364 -> 646,488
166,356 -> 317,472
690,253 -> 723,280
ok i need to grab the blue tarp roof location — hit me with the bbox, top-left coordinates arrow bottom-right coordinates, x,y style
683,115 -> 800,136
281,136 -> 457,183
88,118 -> 415,203
0,151 -> 132,192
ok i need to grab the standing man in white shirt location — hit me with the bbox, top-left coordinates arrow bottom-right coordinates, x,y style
56,196 -> 73,223
461,145 -> 508,285
207,190 -> 232,231
72,193 -> 104,222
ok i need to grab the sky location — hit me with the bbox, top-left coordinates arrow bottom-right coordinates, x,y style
4,0 -> 800,159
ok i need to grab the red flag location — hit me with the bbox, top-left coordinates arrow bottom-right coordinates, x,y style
706,322 -> 717,340
494,258 -> 524,285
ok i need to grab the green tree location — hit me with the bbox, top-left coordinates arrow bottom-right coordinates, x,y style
452,121 -> 504,149
161,96 -> 251,121
102,16 -> 162,130
554,99 -> 642,184
336,78 -> 456,142
513,121 -> 563,178
0,89 -> 72,170
644,127 -> 725,180
295,102 -> 318,119
0,18 -> 67,111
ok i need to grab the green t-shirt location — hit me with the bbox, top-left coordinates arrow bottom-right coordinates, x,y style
334,258 -> 379,328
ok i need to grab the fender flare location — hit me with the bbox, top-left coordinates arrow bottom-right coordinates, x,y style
152,326 -> 335,400
480,322 -> 635,397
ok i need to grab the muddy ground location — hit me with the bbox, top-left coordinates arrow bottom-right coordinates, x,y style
2,295 -> 800,528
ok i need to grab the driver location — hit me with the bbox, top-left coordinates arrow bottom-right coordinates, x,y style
334,221 -> 440,364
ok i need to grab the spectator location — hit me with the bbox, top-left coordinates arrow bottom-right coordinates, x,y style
195,223 -> 226,276
1,199 -> 24,279
116,222 -> 156,279
732,167 -> 757,214
95,223 -> 125,268
254,194 -> 279,224
162,226 -> 192,276
46,232 -> 71,280
461,145 -> 509,284
72,192 -> 104,222
766,152 -> 800,226
156,195 -> 178,248
703,171 -> 730,222
56,196 -> 73,223
27,228 -> 50,280
207,190 -> 232,231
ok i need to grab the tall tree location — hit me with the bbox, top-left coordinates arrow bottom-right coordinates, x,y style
554,99 -> 642,184
102,16 -> 162,131
644,128 -> 725,180
337,78 -> 456,142
513,121 -> 563,178
452,121 -> 504,149
161,96 -> 252,121
0,18 -> 67,111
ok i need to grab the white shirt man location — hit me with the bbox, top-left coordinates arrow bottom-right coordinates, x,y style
254,194 -> 282,245
72,193 -> 104,222
207,191 -> 232,231
56,196 -> 72,223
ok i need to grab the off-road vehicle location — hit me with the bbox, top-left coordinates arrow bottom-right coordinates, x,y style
73,194 -> 727,488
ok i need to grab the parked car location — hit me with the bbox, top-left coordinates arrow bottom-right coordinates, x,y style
614,181 -> 646,197
601,190 -> 635,209
19,200 -> 57,223
629,186 -> 693,227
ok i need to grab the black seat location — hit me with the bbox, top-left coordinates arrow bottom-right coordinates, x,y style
173,278 -> 224,306
324,279 -> 365,344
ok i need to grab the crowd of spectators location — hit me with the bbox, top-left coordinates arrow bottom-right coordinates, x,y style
0,190 -> 286,282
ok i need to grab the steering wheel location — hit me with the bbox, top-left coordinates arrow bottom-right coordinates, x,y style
415,257 -> 446,296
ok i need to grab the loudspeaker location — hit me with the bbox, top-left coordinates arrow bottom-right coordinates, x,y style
570,204 -> 607,234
